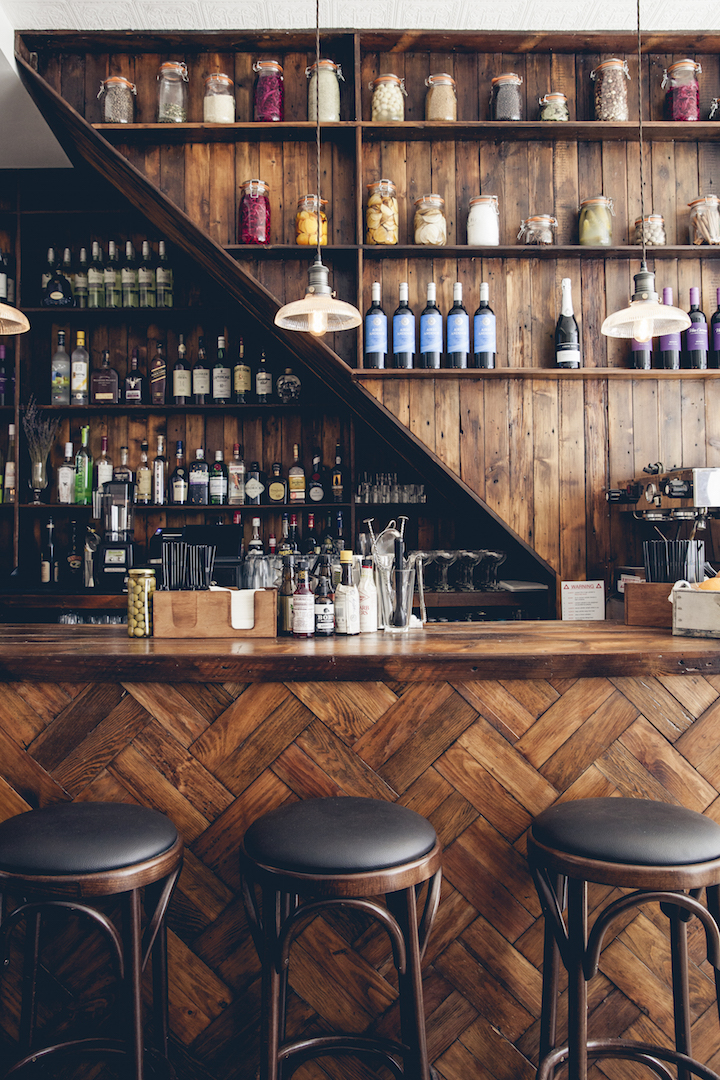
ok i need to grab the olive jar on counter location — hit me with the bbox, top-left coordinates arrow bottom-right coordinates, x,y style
127,568 -> 155,637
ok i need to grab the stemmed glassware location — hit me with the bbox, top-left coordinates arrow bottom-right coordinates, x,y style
434,550 -> 456,592
480,549 -> 507,589
29,459 -> 48,505
457,550 -> 483,591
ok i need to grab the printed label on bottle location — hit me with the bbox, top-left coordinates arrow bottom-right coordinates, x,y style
447,312 -> 470,354
659,330 -> 682,352
268,481 -> 286,502
365,312 -> 388,354
713,323 -> 720,352
57,466 -> 74,504
256,371 -> 273,396
138,268 -> 154,286
309,482 -> 324,501
152,465 -> 166,504
292,593 -> 315,635
209,476 -> 227,498
474,311 -> 496,353
393,313 -> 415,354
71,361 -> 88,392
137,471 -> 152,500
88,269 -> 104,288
234,364 -> 251,393
279,594 -> 294,633
213,369 -> 231,398
96,460 -> 113,488
556,345 -> 581,367
315,598 -> 334,634
40,560 -> 50,584
125,380 -> 142,401
420,312 -> 442,353
193,370 -> 210,395
172,478 -> 188,502
244,477 -> 265,500
288,477 -> 305,501
173,370 -> 191,397
687,324 -> 709,352
228,467 -> 245,503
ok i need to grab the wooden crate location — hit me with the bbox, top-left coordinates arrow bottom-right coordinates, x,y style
153,588 -> 277,638
624,582 -> 673,628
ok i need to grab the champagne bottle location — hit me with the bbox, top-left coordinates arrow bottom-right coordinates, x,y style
364,281 -> 387,369
711,287 -> 720,369
419,282 -> 442,369
445,281 -> 470,369
392,282 -> 415,369
658,287 -> 681,370
555,278 -> 581,368
684,286 -> 708,370
473,282 -> 496,369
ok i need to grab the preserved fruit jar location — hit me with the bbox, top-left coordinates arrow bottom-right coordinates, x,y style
518,214 -> 558,245
296,194 -> 328,245
634,214 -> 666,246
369,74 -> 406,122
366,179 -> 399,245
127,569 -> 155,638
157,61 -> 188,123
490,73 -> 523,120
253,60 -> 284,122
467,195 -> 500,245
414,194 -> 447,246
689,195 -> 720,245
97,76 -> 136,123
578,195 -> 614,245
539,91 -> 569,121
710,98 -> 720,120
307,59 -> 342,122
590,58 -> 630,121
662,59 -> 701,121
239,179 -> 271,244
425,73 -> 457,120
204,72 -> 235,123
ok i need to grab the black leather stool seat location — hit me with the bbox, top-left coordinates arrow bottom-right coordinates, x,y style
243,795 -> 437,875
0,802 -> 179,876
532,797 -> 720,869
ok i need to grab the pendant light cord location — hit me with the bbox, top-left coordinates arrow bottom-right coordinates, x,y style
637,0 -> 647,269
315,0 -> 322,268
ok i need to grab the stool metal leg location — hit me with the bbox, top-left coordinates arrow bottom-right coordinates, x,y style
386,886 -> 431,1080
124,889 -> 145,1080
18,910 -> 41,1053
566,877 -> 588,1080
669,905 -> 692,1080
259,887 -> 283,1080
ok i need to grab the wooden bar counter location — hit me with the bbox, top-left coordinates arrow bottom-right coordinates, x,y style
1,620 -> 720,1080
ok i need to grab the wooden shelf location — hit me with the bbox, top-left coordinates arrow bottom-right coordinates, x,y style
0,592 -> 126,609
34,402 -> 317,413
94,121 -> 356,144
360,245 -> 720,261
353,367 -> 720,380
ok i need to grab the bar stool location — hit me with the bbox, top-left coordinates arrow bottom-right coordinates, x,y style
527,797 -> 720,1080
240,796 -> 442,1080
0,801 -> 183,1079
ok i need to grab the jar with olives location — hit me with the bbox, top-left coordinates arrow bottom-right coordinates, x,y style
518,215 -> 558,245
127,568 -> 155,638
204,72 -> 235,123
239,179 -> 271,245
157,61 -> 188,123
307,59 -> 343,122
590,58 -> 630,121
467,195 -> 500,245
578,196 -> 614,246
425,73 -> 457,120
634,214 -> 666,246
97,76 -> 136,123
414,194 -> 447,246
253,60 -> 284,122
366,179 -> 399,245
490,73 -> 523,120
539,91 -> 569,121
369,74 -> 407,122
662,59 -> 701,121
296,195 -> 328,246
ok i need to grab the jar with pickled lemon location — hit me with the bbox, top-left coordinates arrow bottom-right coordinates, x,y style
366,179 -> 399,245
127,568 -> 155,637
295,194 -> 328,245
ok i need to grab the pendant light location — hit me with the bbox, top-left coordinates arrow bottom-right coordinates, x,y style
274,0 -> 361,337
0,304 -> 30,336
601,0 -> 690,344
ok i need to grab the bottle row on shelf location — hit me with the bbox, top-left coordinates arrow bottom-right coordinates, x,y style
41,240 -> 174,310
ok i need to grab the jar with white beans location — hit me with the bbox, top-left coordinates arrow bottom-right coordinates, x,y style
369,74 -> 407,122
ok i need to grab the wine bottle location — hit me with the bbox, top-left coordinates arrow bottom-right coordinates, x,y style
136,440 -> 152,505
152,434 -> 168,506
473,282 -> 496,369
74,425 -> 93,506
658,287 -> 681,370
445,281 -> 470,369
192,336 -> 210,404
631,337 -> 652,370
74,247 -> 89,308
255,351 -> 272,403
156,240 -> 174,308
138,240 -> 156,308
70,331 -> 90,405
212,335 -> 231,404
684,286 -> 708,370
40,517 -> 59,585
87,241 -> 104,309
711,288 -> 720,369
364,281 -> 387,369
104,240 -> 122,308
121,240 -> 138,308
172,333 -> 191,404
555,278 -> 581,368
419,282 -> 442,369
392,282 -> 415,369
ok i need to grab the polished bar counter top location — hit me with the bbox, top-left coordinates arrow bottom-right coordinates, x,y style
0,620 -> 719,682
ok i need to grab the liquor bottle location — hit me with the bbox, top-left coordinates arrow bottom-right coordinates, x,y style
711,288 -> 720,369
64,519 -> 84,589
247,517 -> 264,555
90,349 -> 119,404
228,443 -> 246,505
255,351 -> 272,403
631,337 -> 652,370
104,240 -> 122,308
136,440 -> 152,505
57,441 -> 75,504
334,549 -> 360,635
121,240 -> 139,308
268,533 -> 277,557
5,251 -> 15,305
189,336 -> 209,405
288,513 -> 300,553
95,435 -> 114,502
60,246 -> 73,287
232,337 -> 252,403
555,277 -> 581,368
419,282 -> 442,369
170,440 -> 189,504
244,461 -> 265,505
124,347 -> 144,403
658,287 -> 681,370
70,331 -> 90,405
0,346 -> 6,407
40,517 -> 59,585
303,512 -> 318,555
314,556 -> 335,636
42,256 -> 75,308
364,281 -> 387,369
152,434 -> 167,506
278,555 -> 295,635
50,330 -> 71,405
684,287 -> 708,370
474,282 -> 496,369
3,424 -> 15,504
149,341 -> 167,405
267,462 -> 288,504
74,425 -> 93,506
321,509 -> 335,555
277,512 -> 291,555
88,241 -> 105,309
292,559 -> 315,638
113,445 -> 134,484
0,251 -> 8,303
74,247 -> 89,309
172,334 -> 191,404
358,558 -> 379,632
138,240 -> 156,308
445,281 -> 470,369
156,240 -> 174,308
308,450 -> 325,502
212,336 -> 231,404
209,450 -> 228,505
331,443 -> 345,503
41,247 -> 57,294
288,443 -> 306,503
392,282 -> 415,369
189,448 -> 210,505
276,367 -> 302,403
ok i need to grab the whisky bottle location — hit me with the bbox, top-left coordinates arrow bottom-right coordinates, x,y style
209,450 -> 229,505
292,560 -> 315,638
232,337 -> 251,403
113,445 -> 134,484
255,351 -> 272,403
51,330 -> 71,405
212,336 -> 231,404
473,282 -> 496,369
267,462 -> 288,504
156,240 -> 173,308
308,450 -> 325,502
104,240 -> 122,308
170,440 -> 188,505
136,439 -> 152,505
192,336 -> 210,404
74,425 -> 93,506
90,349 -> 119,404
138,240 -> 156,308
288,443 -> 305,503
124,347 -> 144,404
152,434 -> 168,505
121,240 -> 139,308
149,341 -> 167,405
87,241 -> 105,309
70,331 -> 89,406
172,334 -> 191,404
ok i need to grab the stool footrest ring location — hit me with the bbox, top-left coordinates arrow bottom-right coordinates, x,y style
538,1039 -> 720,1080
279,1033 -> 407,1079
3,1036 -> 176,1079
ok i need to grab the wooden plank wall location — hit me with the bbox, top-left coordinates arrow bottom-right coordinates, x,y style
2,672 -> 720,1079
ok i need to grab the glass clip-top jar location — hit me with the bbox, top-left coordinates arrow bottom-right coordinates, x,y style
414,194 -> 447,246
127,569 -> 155,638
467,195 -> 499,245
634,214 -> 666,246
204,72 -> 235,123
578,195 -> 614,245
296,194 -> 328,246
539,91 -> 569,121
307,59 -> 343,122
518,214 -> 558,245
253,60 -> 284,122
590,58 -> 630,121
490,73 -> 523,120
369,74 -> 407,122
97,76 -> 136,123
689,194 -> 720,245
157,61 -> 188,123
662,59 -> 701,121
425,73 -> 457,121
366,179 -> 399,245
239,179 -> 271,244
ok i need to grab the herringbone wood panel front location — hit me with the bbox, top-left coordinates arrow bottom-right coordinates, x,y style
1,673 -> 720,1079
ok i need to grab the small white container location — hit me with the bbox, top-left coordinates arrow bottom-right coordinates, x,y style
467,195 -> 500,245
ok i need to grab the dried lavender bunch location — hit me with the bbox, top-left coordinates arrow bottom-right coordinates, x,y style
22,396 -> 61,462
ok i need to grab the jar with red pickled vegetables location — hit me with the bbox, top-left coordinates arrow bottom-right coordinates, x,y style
239,179 -> 271,244
662,59 -> 701,121
253,60 -> 284,122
